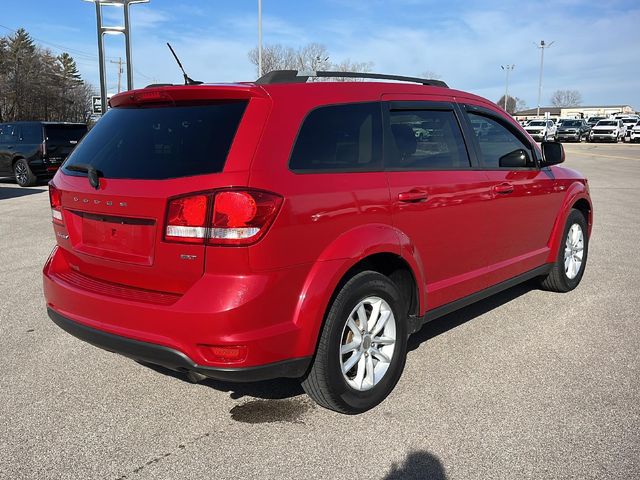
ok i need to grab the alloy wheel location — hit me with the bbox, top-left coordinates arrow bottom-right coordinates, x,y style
564,223 -> 584,280
15,162 -> 28,186
340,296 -> 396,391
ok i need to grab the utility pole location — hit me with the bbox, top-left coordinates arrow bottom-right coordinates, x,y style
536,40 -> 554,118
109,57 -> 124,93
258,0 -> 263,77
501,64 -> 515,112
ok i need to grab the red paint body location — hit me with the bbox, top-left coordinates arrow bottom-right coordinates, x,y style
43,81 -> 593,374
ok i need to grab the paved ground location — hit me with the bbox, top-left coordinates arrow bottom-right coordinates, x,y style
0,143 -> 639,480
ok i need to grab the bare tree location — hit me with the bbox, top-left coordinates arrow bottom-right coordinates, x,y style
248,43 -> 373,81
330,59 -> 374,81
516,98 -> 527,112
420,70 -> 442,80
248,44 -> 297,74
550,89 -> 583,107
495,95 -> 527,114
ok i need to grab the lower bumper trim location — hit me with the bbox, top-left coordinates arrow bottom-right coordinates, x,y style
47,308 -> 311,382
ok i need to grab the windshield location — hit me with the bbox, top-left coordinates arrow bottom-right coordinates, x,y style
596,121 -> 617,126
62,102 -> 247,180
560,121 -> 581,127
528,121 -> 546,126
622,119 -> 637,124
44,125 -> 87,144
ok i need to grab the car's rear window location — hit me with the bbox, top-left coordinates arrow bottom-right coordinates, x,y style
45,125 -> 87,144
63,102 -> 247,180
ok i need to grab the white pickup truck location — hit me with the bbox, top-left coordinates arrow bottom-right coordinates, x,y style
590,119 -> 626,143
524,119 -> 557,141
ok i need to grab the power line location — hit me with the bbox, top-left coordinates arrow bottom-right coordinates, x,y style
0,23 -> 157,84
0,23 -> 118,61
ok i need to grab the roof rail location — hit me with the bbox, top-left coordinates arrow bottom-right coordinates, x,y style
255,70 -> 448,88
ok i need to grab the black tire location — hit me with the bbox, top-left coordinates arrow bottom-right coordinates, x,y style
302,271 -> 408,414
540,209 -> 589,293
14,159 -> 37,187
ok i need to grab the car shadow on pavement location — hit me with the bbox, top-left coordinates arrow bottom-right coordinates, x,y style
385,450 -> 447,480
0,185 -> 47,200
140,362 -> 305,400
408,281 -> 536,352
142,281 -> 536,403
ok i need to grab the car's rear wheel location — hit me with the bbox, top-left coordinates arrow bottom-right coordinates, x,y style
14,159 -> 37,187
302,271 -> 408,414
540,208 -> 589,292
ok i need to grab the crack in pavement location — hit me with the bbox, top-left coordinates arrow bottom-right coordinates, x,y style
114,432 -> 212,479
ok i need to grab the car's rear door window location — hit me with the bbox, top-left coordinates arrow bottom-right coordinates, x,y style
289,102 -> 382,172
63,101 -> 247,180
386,108 -> 470,170
19,124 -> 43,143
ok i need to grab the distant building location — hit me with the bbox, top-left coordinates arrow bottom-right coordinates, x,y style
514,105 -> 634,122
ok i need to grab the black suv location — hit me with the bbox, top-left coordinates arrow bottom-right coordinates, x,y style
556,119 -> 590,142
0,122 -> 87,187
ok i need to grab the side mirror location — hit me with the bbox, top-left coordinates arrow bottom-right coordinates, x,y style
541,141 -> 565,166
499,149 -> 530,168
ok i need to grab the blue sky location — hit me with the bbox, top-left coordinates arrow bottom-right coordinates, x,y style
2,0 -> 639,109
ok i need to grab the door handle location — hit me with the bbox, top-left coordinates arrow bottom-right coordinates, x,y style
398,190 -> 429,202
493,182 -> 514,194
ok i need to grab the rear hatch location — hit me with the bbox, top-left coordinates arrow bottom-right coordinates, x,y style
50,85 -> 268,295
44,124 -> 88,164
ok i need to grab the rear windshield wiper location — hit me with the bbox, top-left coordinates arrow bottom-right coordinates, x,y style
66,163 -> 103,190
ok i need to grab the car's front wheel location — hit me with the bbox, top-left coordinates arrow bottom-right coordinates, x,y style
14,159 -> 38,187
302,271 -> 408,414
540,208 -> 589,292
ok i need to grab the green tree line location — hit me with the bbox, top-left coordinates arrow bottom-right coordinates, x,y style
0,28 -> 95,124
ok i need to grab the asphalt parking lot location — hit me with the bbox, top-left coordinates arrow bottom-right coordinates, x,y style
1,142 -> 639,480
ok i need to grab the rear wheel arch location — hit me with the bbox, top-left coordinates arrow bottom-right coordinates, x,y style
335,253 -> 420,319
293,249 -> 423,362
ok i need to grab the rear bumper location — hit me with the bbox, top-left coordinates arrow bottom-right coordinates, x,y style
43,245 -> 316,375
48,308 -> 310,382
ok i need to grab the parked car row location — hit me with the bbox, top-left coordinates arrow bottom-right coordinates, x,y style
0,121 -> 88,187
519,115 -> 639,143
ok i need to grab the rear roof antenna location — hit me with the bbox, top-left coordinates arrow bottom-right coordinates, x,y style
166,43 -> 203,86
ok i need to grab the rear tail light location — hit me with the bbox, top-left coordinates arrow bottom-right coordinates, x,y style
164,189 -> 282,246
165,194 -> 208,243
49,182 -> 63,225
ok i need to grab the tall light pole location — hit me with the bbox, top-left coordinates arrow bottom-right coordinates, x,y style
536,40 -> 554,118
83,0 -> 149,115
501,64 -> 515,112
258,0 -> 263,77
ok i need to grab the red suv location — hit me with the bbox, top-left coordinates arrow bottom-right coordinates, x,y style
43,70 -> 593,413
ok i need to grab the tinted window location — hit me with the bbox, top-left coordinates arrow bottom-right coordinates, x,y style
0,125 -> 16,144
467,112 -> 534,168
20,124 -> 43,143
289,102 -> 381,172
528,121 -> 546,126
63,102 -> 247,180
387,109 -> 470,170
45,125 -> 87,144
